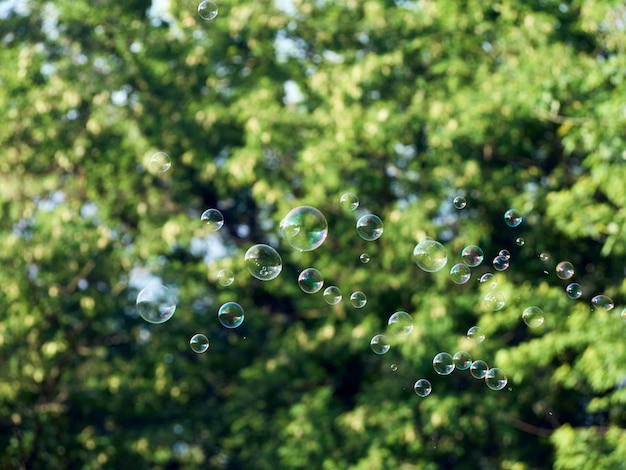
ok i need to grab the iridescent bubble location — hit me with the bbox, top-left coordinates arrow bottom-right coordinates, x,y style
370,334 -> 390,355
280,206 -> 328,252
350,291 -> 367,308
467,326 -> 485,343
522,306 -> 544,328
479,272 -> 497,289
461,245 -> 484,267
591,295 -> 614,312
504,209 -> 523,227
189,334 -> 209,353
453,196 -> 467,210
197,0 -> 218,20
218,302 -> 244,328
432,352 -> 455,375
340,193 -> 359,211
485,368 -> 508,391
483,291 -> 505,311
356,214 -> 384,241
498,249 -> 511,261
201,208 -> 224,232
453,351 -> 472,370
150,152 -> 172,173
413,379 -> 432,397
217,269 -> 234,287
136,284 -> 176,324
566,283 -> 582,299
539,252 -> 550,263
390,363 -> 398,372
387,311 -> 414,337
556,261 -> 575,280
450,263 -> 471,284
413,239 -> 448,272
493,255 -> 509,271
298,268 -> 324,294
323,286 -> 342,305
515,237 -> 525,246
244,244 -> 282,281
470,360 -> 489,379
359,253 -> 370,264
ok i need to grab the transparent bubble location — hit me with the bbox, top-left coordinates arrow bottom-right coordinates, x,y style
621,308 -> 626,321
539,252 -> 550,263
356,214 -> 384,241
504,209 -> 523,227
461,245 -> 484,267
433,352 -> 455,375
198,0 -> 218,20
450,263 -> 471,284
370,334 -> 390,355
556,261 -> 575,280
515,237 -> 525,246
566,283 -> 582,299
413,239 -> 448,272
150,152 -> 171,173
467,326 -> 485,343
350,291 -> 367,308
201,208 -> 224,232
323,286 -> 342,305
298,268 -> 324,294
453,196 -> 467,210
492,255 -> 509,271
479,272 -> 497,289
413,379 -> 432,397
217,269 -> 234,287
189,334 -> 209,353
218,302 -> 244,328
280,206 -> 328,252
136,284 -> 176,324
469,360 -> 489,379
244,244 -> 282,281
485,368 -> 508,391
591,295 -> 614,312
522,306 -> 544,328
390,363 -> 398,372
483,291 -> 505,311
387,311 -> 414,337
453,351 -> 472,370
359,253 -> 370,264
340,192 -> 359,211
498,249 -> 511,261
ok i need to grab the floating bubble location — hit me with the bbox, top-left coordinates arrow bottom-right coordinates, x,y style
197,0 -> 218,20
323,286 -> 342,305
280,206 -> 328,252
370,334 -> 390,355
413,379 -> 432,397
504,209 -> 523,227
390,363 -> 398,372
566,283 -> 582,299
493,255 -> 509,271
479,272 -> 497,289
387,311 -> 414,337
515,237 -> 525,246
453,351 -> 472,370
350,291 -> 367,308
461,245 -> 484,267
485,368 -> 508,391
340,193 -> 359,211
591,295 -> 614,312
433,352 -> 455,375
483,291 -> 505,311
498,249 -> 511,261
522,306 -> 544,328
621,308 -> 626,321
150,152 -> 172,173
539,252 -> 550,263
470,360 -> 489,379
556,261 -> 575,280
298,268 -> 324,294
201,208 -> 224,232
356,214 -> 384,241
189,334 -> 209,353
453,196 -> 467,210
413,239 -> 448,272
244,244 -> 282,281
136,284 -> 176,324
467,326 -> 485,343
450,263 -> 471,284
217,269 -> 234,286
218,302 -> 244,328
359,253 -> 370,264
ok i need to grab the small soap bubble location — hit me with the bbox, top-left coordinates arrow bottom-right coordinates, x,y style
432,352 -> 455,375
217,269 -> 234,286
350,291 -> 367,308
149,152 -> 172,173
245,244 -> 282,281
453,196 -> 467,210
356,214 -> 384,241
359,253 -> 370,263
556,261 -> 575,280
387,311 -> 414,337
453,351 -> 472,370
467,326 -> 485,343
515,237 -> 525,246
323,286 -> 342,305
280,206 -> 328,252
201,208 -> 224,232
370,334 -> 390,355
189,334 -> 209,353
340,193 -> 359,211
413,379 -> 432,397
483,291 -> 505,311
136,284 -> 176,324
198,0 -> 218,20
413,239 -> 448,272
461,245 -> 484,267
479,272 -> 497,289
485,368 -> 508,390
522,306 -> 544,328
539,252 -> 550,263
591,294 -> 614,312
566,283 -> 582,299
218,302 -> 244,328
298,268 -> 324,294
450,263 -> 471,284
498,249 -> 511,261
492,255 -> 509,271
390,363 -> 398,372
470,360 -> 489,379
504,209 -> 523,227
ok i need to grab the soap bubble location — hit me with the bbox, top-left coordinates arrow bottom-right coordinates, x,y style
370,334 -> 390,355
280,206 -> 328,252
149,152 -> 172,173
498,249 -> 511,260
217,269 -> 234,286
485,368 -> 508,390
340,193 -> 359,211
432,352 -> 455,375
245,244 -> 282,281
556,261 -> 575,280
591,295 -> 614,312
359,253 -> 370,264
189,334 -> 209,353
201,208 -> 224,232
470,360 -> 489,379
453,196 -> 467,210
504,209 -> 523,227
198,0 -> 218,20
621,308 -> 626,321
453,351 -> 472,370
413,379 -> 432,397
522,306 -> 544,328
467,326 -> 485,343
218,302 -> 244,328
387,311 -> 414,337
356,214 -> 384,241
390,363 -> 398,372
539,252 -> 550,263
450,263 -> 471,284
483,291 -> 505,311
323,286 -> 342,305
515,237 -> 525,246
566,283 -> 582,299
492,255 -> 509,271
479,272 -> 497,289
298,268 -> 324,294
413,239 -> 448,272
350,291 -> 367,308
136,284 -> 176,324
461,245 -> 484,267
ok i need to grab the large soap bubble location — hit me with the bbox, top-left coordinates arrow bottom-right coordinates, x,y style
280,206 -> 328,252
413,239 -> 448,272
